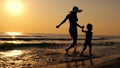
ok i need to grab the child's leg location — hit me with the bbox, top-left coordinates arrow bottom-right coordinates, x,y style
89,43 -> 92,55
81,43 -> 87,56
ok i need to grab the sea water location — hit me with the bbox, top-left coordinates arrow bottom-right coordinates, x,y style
0,32 -> 120,45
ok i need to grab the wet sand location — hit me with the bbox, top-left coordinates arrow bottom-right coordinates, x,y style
45,54 -> 120,68
0,43 -> 120,68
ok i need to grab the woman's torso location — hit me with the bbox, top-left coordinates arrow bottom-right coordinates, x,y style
67,12 -> 78,35
67,12 -> 78,29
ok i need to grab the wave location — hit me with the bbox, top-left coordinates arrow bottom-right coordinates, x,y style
0,37 -> 107,41
0,35 -> 110,41
0,33 -> 120,45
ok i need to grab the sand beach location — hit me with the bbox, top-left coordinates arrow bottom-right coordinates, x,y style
0,42 -> 120,68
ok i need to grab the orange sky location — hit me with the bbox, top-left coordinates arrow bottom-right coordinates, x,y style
0,0 -> 120,35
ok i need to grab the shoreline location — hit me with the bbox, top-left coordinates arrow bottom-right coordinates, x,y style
0,43 -> 120,68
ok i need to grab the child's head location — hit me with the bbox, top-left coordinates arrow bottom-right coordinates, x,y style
87,23 -> 93,31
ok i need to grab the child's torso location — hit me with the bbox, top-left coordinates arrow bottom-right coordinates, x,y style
85,31 -> 93,41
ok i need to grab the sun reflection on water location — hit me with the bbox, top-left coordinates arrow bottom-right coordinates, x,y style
6,32 -> 21,36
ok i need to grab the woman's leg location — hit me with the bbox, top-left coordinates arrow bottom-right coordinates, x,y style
70,35 -> 77,48
66,28 -> 77,53
66,33 -> 77,53
66,36 -> 76,53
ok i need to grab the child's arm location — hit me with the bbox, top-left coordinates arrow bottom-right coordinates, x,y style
82,26 -> 86,32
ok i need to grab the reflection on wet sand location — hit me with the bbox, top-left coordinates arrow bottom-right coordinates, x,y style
0,50 -> 23,57
82,58 -> 93,66
66,57 -> 93,68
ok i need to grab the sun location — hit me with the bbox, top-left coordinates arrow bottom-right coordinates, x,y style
6,0 -> 24,14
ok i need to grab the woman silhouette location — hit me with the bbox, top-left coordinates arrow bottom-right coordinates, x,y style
56,6 -> 83,53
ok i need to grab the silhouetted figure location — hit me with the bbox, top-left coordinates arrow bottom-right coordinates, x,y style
81,23 -> 93,56
56,6 -> 83,53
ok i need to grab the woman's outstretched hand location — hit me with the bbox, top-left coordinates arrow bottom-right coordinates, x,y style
56,25 -> 60,28
81,26 -> 84,28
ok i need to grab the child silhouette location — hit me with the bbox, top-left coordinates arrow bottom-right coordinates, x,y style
81,23 -> 93,56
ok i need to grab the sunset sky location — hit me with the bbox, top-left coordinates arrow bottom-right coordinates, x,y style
0,0 -> 120,35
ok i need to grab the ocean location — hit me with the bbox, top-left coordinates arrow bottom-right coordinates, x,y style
0,32 -> 120,68
0,32 -> 120,45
